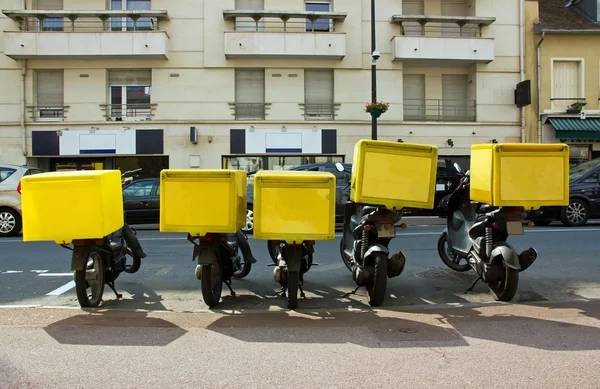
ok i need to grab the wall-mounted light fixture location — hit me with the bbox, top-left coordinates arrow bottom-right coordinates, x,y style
447,139 -> 454,148
281,125 -> 287,132
89,126 -> 98,133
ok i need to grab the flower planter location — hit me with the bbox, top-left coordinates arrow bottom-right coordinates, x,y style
566,109 -> 581,114
370,110 -> 382,118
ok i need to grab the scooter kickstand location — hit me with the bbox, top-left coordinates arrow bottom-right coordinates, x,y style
466,276 -> 481,292
342,285 -> 362,298
299,283 -> 306,299
107,282 -> 122,299
224,281 -> 236,297
273,287 -> 287,298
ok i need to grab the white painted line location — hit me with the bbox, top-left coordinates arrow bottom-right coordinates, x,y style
46,280 -> 75,296
31,270 -> 48,274
1,270 -> 23,274
38,273 -> 73,277
0,305 -> 40,309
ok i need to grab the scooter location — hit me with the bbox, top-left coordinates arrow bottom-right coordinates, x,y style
62,168 -> 147,308
190,230 -> 257,308
436,163 -> 538,301
267,240 -> 315,309
336,163 -> 407,307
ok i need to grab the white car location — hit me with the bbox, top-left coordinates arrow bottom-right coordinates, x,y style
0,164 -> 43,237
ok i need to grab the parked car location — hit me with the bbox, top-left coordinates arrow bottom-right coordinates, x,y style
243,163 -> 352,233
0,164 -> 43,237
122,177 -> 160,225
527,158 -> 600,227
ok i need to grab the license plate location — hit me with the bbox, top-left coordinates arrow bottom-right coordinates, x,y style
507,221 -> 524,235
377,223 -> 396,238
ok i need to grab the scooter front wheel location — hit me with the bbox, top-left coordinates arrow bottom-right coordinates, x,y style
286,270 -> 299,310
200,263 -> 223,308
339,238 -> 353,273
74,247 -> 106,308
368,253 -> 387,307
437,233 -> 471,272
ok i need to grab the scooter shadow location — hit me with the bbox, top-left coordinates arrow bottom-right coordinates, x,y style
205,309 -> 468,349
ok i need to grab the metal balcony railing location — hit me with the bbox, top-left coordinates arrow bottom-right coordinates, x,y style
223,10 -> 347,33
27,105 -> 69,120
16,18 -> 161,32
550,97 -> 586,112
101,104 -> 156,121
403,99 -> 476,122
390,15 -> 496,38
300,103 -> 339,120
232,103 -> 268,120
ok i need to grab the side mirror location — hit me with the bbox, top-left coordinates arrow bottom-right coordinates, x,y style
453,162 -> 463,174
335,162 -> 344,172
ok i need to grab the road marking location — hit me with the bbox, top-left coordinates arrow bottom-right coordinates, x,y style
31,270 -> 49,274
1,270 -> 23,274
46,281 -> 75,296
38,273 -> 73,277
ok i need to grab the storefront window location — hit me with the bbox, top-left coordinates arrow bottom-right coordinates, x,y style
569,145 -> 590,167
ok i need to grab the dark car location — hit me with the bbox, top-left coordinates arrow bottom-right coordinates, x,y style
528,158 -> 600,227
244,163 -> 352,233
122,177 -> 160,225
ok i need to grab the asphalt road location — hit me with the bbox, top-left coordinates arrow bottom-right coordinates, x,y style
1,222 -> 599,311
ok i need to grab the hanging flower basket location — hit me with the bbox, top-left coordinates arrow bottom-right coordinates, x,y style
365,101 -> 390,118
566,101 -> 586,113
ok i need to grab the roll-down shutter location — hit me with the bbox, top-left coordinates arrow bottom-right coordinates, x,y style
235,0 -> 264,31
235,69 -> 265,119
403,74 -> 425,120
442,74 -> 468,120
402,0 -> 424,36
37,70 -> 64,107
305,70 -> 334,118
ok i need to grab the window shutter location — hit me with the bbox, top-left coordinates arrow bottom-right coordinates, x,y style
109,70 -> 152,86
402,0 -> 424,36
403,74 -> 425,120
441,0 -> 466,36
235,69 -> 265,119
36,70 -> 64,107
235,0 -> 264,31
36,0 -> 62,10
442,74 -> 468,119
552,61 -> 580,111
305,70 -> 334,117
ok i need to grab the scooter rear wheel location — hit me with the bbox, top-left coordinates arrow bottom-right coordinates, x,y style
286,270 -> 299,310
489,266 -> 519,302
368,253 -> 387,307
74,247 -> 106,308
201,263 -> 223,308
437,233 -> 471,272
339,238 -> 353,273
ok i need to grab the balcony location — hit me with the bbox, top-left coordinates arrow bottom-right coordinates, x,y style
223,10 -> 347,60
27,105 -> 70,121
390,15 -> 495,65
100,103 -> 157,122
403,99 -> 476,122
550,97 -> 586,113
2,10 -> 170,60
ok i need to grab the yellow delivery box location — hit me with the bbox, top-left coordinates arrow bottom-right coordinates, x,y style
253,170 -> 336,242
469,143 -> 570,210
21,170 -> 124,244
159,169 -> 247,236
351,140 -> 439,210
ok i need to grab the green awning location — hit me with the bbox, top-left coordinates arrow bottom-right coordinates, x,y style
547,117 -> 600,140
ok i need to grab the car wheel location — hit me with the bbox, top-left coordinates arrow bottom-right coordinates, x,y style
0,208 -> 21,238
560,199 -> 590,227
242,204 -> 254,234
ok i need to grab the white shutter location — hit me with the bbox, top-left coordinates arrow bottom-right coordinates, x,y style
109,70 -> 152,86
552,61 -> 580,111
235,69 -> 265,119
402,0 -> 424,36
235,0 -> 264,31
442,74 -> 468,120
304,70 -> 334,118
441,0 -> 466,37
36,0 -> 62,10
36,70 -> 64,107
403,74 -> 425,120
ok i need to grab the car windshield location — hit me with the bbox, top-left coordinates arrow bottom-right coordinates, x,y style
570,159 -> 600,181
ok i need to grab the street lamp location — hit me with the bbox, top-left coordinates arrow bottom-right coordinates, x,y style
370,0 -> 378,140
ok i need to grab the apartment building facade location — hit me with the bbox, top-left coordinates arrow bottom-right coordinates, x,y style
0,0 -> 523,174
525,0 -> 600,166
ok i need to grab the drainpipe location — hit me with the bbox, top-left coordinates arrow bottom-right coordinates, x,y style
21,61 -> 28,157
519,0 -> 525,143
536,32 -> 545,143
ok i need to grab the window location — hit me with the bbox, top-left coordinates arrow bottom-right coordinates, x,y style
442,74 -> 469,121
402,0 -> 424,36
324,166 -> 351,183
441,0 -> 467,37
235,0 -> 264,31
235,69 -> 265,120
108,70 -> 152,120
36,0 -> 63,31
305,1 -> 331,32
111,0 -> 152,31
36,70 -> 64,120
304,69 -> 334,119
551,60 -> 583,112
123,180 -> 154,198
584,171 -> 600,183
403,74 -> 426,120
0,168 -> 16,183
